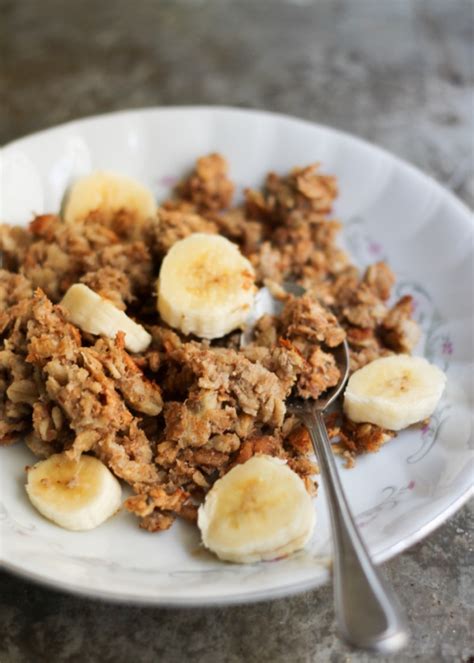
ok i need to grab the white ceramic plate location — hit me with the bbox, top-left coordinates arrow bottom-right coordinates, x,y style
1,107 -> 472,605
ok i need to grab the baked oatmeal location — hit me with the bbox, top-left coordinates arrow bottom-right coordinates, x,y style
0,153 -> 423,532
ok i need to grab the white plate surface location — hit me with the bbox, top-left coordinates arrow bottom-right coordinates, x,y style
0,107 -> 472,605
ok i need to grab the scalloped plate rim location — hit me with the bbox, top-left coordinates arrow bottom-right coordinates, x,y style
2,105 -> 473,224
1,483 -> 472,607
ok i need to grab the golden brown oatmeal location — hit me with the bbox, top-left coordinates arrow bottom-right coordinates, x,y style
0,153 -> 420,531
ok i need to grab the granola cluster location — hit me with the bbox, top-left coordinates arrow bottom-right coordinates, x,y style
0,154 -> 420,531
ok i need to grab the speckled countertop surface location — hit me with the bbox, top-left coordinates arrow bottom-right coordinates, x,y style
0,1 -> 473,661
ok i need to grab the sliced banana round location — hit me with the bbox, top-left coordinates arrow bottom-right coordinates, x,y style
198,455 -> 315,563
26,453 -> 122,531
62,171 -> 157,225
157,233 -> 257,339
343,354 -> 446,431
61,283 -> 151,353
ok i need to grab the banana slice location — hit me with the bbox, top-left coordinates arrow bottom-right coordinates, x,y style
198,455 -> 315,563
61,283 -> 151,353
26,453 -> 122,531
62,171 -> 157,225
157,233 -> 257,339
343,354 -> 446,430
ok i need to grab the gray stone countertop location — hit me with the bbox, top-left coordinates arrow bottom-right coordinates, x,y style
0,1 -> 473,661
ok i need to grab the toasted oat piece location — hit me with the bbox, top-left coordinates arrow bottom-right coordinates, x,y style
246,164 -> 337,223
280,294 -> 346,348
210,207 -> 264,255
0,277 -> 38,445
96,425 -> 158,485
127,485 -> 189,513
83,240 -> 152,298
297,346 -> 340,400
381,295 -> 421,353
178,153 -> 235,211
152,208 -> 218,256
342,284 -> 387,329
0,347 -> 38,445
248,212 -> 346,285
164,390 -> 237,449
177,343 -> 287,425
92,334 -> 163,416
22,215 -> 116,301
0,225 -> 33,271
17,214 -> 153,302
0,270 -> 33,311
79,267 -> 134,311
339,417 -> 396,455
363,262 -> 396,301
233,434 -> 284,465
284,423 -> 312,454
346,326 -> 393,372
248,293 -> 345,400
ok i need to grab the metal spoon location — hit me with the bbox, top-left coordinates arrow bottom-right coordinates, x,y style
242,286 -> 409,653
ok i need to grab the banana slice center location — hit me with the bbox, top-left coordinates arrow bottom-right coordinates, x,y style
370,371 -> 414,398
185,253 -> 252,303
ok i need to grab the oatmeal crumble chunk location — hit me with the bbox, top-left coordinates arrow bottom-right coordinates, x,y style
298,346 -> 340,399
178,153 -> 235,211
135,510 -> 176,532
92,333 -> 163,416
0,270 -> 33,310
341,284 -> 387,329
233,434 -> 284,465
210,207 -> 264,255
79,267 -> 134,311
338,417 -> 395,455
152,209 -> 217,256
124,485 -> 189,520
249,292 -> 345,400
363,262 -> 396,301
15,214 -> 153,302
280,294 -> 346,348
246,164 -> 338,223
0,276 -> 38,445
0,225 -> 33,271
381,295 -> 421,353
74,207 -> 155,243
166,342 -> 288,434
25,292 -> 158,484
0,347 -> 34,445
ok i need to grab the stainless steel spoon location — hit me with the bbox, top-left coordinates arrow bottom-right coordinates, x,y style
242,286 -> 409,653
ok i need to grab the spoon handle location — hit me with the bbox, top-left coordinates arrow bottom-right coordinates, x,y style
303,408 -> 409,653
